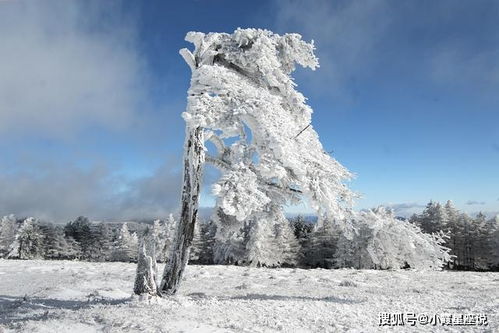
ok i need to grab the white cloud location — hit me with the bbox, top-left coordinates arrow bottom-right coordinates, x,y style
0,1 -> 146,138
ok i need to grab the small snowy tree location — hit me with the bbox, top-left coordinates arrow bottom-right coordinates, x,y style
9,217 -> 43,259
134,227 -> 158,296
161,28 -> 354,294
0,215 -> 18,258
112,223 -> 137,262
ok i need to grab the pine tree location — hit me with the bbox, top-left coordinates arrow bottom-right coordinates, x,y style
302,222 -> 337,268
488,216 -> 499,269
64,216 -> 94,260
112,223 -> 137,262
92,223 -> 113,261
10,217 -> 44,259
0,215 -> 18,258
40,224 -> 70,260
273,215 -> 300,267
189,218 -> 217,265
472,212 -> 489,270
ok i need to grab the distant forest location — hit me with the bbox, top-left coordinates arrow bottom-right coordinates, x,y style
1,200 -> 498,271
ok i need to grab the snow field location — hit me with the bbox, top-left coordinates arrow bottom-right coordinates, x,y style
0,260 -> 497,332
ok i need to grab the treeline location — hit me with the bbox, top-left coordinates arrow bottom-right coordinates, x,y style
1,202 -> 497,271
1,216 -> 159,262
409,201 -> 499,270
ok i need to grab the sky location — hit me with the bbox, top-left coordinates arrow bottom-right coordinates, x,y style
0,0 -> 498,222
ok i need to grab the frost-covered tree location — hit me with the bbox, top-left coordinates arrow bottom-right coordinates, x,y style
64,216 -> 94,260
9,217 -> 44,259
112,223 -> 138,262
414,201 -> 447,234
0,214 -> 18,258
302,222 -> 338,268
273,213 -> 301,267
134,227 -> 158,296
213,210 -> 249,265
190,219 -> 217,264
161,28 -> 354,294
346,208 -> 451,270
156,215 -> 177,263
91,223 -> 114,261
488,216 -> 499,269
40,224 -> 71,260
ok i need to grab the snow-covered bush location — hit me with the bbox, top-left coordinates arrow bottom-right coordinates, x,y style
335,208 -> 452,270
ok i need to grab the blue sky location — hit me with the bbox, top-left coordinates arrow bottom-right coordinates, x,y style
0,0 -> 498,222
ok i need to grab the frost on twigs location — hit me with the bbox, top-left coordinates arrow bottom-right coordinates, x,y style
175,28 -> 355,267
180,28 -> 354,228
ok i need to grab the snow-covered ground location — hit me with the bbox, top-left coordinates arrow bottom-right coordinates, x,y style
0,260 -> 497,332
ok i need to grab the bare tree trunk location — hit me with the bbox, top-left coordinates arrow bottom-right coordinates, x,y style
159,126 -> 205,295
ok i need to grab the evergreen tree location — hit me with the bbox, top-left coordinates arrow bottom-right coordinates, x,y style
472,212 -> 489,269
488,216 -> 499,269
64,216 -> 94,260
302,222 -> 337,268
10,217 -> 44,259
111,223 -> 137,262
273,216 -> 300,267
189,219 -> 216,264
0,215 -> 18,258
40,224 -> 71,260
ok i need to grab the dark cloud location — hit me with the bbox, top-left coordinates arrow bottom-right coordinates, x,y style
465,200 -> 486,206
382,202 -> 425,217
0,159 -> 182,223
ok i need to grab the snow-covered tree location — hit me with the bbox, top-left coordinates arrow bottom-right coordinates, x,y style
91,223 -> 114,261
64,216 -> 94,260
488,215 -> 499,269
112,223 -> 138,262
213,210 -> 249,265
9,217 -> 44,259
134,227 -> 158,296
302,222 -> 338,268
273,213 -> 301,267
40,224 -> 71,260
161,28 -> 354,294
190,219 -> 216,264
155,215 -> 177,263
0,214 -> 18,258
345,208 -> 451,270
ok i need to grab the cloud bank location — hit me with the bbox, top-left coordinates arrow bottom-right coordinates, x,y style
0,1 -> 146,138
0,160 -> 182,223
